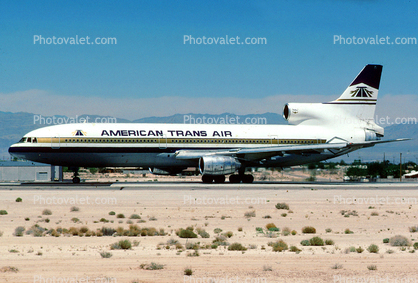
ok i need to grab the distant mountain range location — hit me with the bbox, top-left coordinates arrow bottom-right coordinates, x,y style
1,111 -> 416,163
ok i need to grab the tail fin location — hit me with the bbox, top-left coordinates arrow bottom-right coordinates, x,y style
327,64 -> 383,121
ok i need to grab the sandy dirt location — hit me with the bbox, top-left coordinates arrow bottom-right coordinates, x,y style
1,182 -> 418,283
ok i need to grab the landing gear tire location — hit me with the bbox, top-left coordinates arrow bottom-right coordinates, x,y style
202,175 -> 214,183
213,175 -> 225,183
229,174 -> 241,183
72,177 -> 80,184
242,174 -> 254,183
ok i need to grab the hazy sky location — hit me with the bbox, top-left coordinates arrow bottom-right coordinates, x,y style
1,0 -> 417,121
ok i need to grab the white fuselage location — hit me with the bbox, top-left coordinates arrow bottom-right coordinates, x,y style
8,121 -> 365,169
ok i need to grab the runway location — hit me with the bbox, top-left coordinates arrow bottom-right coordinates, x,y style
1,181 -> 418,191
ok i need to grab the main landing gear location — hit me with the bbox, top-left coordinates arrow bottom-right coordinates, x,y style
229,174 -> 254,183
201,174 -> 254,184
69,166 -> 80,183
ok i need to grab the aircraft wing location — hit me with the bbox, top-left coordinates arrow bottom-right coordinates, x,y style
174,139 -> 410,162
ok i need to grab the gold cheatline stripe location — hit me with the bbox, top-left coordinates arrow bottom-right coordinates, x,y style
32,137 -> 327,145
336,99 -> 377,102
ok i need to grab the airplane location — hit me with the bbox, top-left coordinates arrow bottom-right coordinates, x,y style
8,64 -> 408,183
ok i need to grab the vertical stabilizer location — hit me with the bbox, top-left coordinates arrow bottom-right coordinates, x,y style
327,64 -> 383,121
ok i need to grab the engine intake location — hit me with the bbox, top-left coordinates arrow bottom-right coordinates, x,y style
199,156 -> 240,175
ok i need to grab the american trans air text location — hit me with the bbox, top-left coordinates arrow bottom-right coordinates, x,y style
100,130 -> 232,137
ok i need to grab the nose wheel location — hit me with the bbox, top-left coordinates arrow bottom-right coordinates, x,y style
69,166 -> 80,183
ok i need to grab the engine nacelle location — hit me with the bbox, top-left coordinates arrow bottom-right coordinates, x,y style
283,103 -> 325,125
199,156 -> 240,176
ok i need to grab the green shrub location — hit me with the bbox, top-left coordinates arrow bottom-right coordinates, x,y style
302,226 -> 316,234
244,210 -> 256,218
271,240 -> 288,252
356,246 -> 364,253
256,227 -> 264,233
300,240 -> 310,246
100,252 -> 113,258
116,213 -> 125,218
389,235 -> 411,246
14,226 -> 25,236
42,209 -> 52,215
130,214 -> 141,219
275,203 -> 289,210
198,229 -> 210,238
213,235 -> 229,246
177,227 -> 198,238
111,239 -> 132,250
101,227 -> 116,236
331,263 -> 343,270
344,228 -> 353,234
310,237 -> 324,246
223,231 -> 233,238
26,225 -> 46,237
79,226 -> 89,234
325,228 -> 332,233
70,206 -> 79,212
214,228 -> 222,234
15,197 -> 22,202
109,211 -> 116,215
140,262 -> 164,270
325,239 -> 334,245
383,238 -> 389,243
184,268 -> 193,276
265,223 -> 277,230
289,245 -> 301,252
228,242 -> 247,251
367,265 -> 377,270
409,226 -> 418,233
367,244 -> 379,253
0,210 -> 8,215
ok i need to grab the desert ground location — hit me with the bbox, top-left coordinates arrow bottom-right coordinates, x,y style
1,181 -> 418,283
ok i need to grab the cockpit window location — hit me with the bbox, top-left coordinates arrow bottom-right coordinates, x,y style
33,138 -> 37,143
19,137 -> 26,143
27,137 -> 31,143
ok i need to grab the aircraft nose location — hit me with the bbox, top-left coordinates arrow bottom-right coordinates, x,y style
8,144 -> 21,157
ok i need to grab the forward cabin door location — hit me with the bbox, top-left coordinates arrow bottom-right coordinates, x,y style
51,134 -> 60,149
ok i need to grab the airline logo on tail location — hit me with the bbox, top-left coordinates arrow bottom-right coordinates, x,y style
327,64 -> 382,105
350,86 -> 373,98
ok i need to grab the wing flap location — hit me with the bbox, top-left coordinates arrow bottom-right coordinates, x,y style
174,138 -> 410,161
